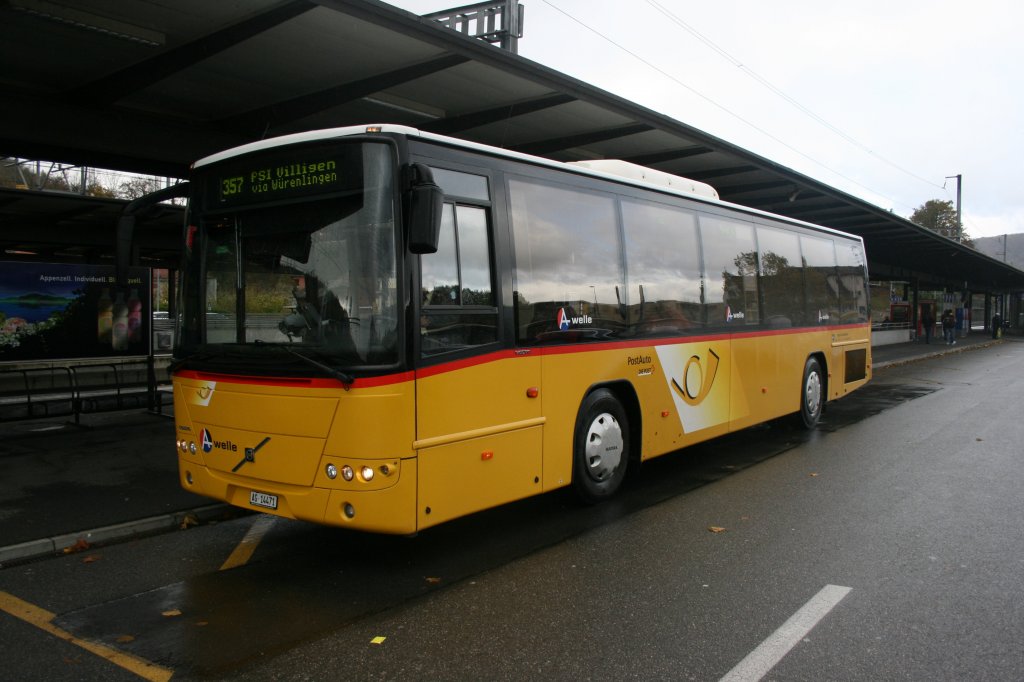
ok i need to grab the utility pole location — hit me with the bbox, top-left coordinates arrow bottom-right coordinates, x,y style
945,174 -> 962,241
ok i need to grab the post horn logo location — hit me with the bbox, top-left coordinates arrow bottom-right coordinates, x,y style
671,349 -> 720,406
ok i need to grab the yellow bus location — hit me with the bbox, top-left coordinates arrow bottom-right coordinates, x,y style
171,124 -> 870,533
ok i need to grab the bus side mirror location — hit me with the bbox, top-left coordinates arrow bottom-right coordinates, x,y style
405,163 -> 443,254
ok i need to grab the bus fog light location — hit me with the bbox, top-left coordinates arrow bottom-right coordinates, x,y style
325,464 -> 338,480
360,466 -> 375,482
343,503 -> 355,518
185,470 -> 193,485
341,465 -> 354,481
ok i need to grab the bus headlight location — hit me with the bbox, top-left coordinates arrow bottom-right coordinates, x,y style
341,465 -> 354,481
360,466 -> 375,482
325,463 -> 338,480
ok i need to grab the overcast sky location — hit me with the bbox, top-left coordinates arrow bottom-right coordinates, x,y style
386,0 -> 1024,239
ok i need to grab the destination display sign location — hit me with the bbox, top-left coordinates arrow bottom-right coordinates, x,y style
207,143 -> 364,208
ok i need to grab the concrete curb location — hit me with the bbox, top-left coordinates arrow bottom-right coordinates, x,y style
874,338 -> 1003,370
0,504 -> 232,566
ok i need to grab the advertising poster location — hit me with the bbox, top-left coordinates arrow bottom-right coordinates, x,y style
0,262 -> 151,361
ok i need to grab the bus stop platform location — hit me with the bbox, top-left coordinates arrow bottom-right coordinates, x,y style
0,332 -> 1009,566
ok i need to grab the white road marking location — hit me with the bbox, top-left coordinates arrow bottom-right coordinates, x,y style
720,584 -> 852,682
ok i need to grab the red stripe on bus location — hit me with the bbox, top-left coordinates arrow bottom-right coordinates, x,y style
417,323 -> 868,372
173,323 -> 868,386
414,349 -> 524,378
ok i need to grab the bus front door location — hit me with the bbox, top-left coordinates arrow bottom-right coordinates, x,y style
414,352 -> 543,529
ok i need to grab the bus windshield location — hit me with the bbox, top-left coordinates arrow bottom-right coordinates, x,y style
177,141 -> 399,374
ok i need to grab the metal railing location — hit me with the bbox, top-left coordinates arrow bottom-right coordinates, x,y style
0,357 -> 170,424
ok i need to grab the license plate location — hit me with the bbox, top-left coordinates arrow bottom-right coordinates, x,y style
250,490 -> 278,510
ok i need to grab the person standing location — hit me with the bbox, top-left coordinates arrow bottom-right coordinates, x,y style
922,306 -> 935,344
941,309 -> 956,345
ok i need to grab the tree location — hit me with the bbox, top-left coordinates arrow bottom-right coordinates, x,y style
910,199 -> 972,246
118,176 -> 165,199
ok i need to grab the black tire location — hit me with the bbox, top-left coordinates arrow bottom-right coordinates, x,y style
796,356 -> 824,429
572,388 -> 629,503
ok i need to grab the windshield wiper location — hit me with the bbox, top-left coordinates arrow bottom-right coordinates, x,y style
253,340 -> 354,386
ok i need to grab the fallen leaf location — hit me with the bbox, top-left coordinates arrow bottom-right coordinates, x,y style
162,609 -> 182,618
180,513 -> 199,530
708,526 -> 727,533
809,472 -> 819,477
116,635 -> 135,644
425,576 -> 442,585
370,636 -> 387,645
62,539 -> 91,554
82,554 -> 101,564
195,620 -> 209,627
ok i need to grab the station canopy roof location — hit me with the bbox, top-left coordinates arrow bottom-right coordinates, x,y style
1,0 -> 1022,290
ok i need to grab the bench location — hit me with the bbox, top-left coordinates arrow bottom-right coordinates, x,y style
0,358 -> 171,424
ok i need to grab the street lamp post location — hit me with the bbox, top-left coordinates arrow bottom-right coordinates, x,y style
945,174 -> 962,241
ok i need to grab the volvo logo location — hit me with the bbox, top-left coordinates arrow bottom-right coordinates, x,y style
232,436 -> 271,472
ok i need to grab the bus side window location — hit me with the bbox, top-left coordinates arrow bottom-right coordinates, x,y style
508,177 -> 625,344
420,203 -> 498,356
836,239 -> 867,323
421,203 -> 460,305
800,235 -> 839,325
699,215 -> 759,327
757,226 -> 803,328
622,199 -> 702,337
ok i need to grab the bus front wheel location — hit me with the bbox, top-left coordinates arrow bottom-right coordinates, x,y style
572,388 -> 629,503
797,357 -> 824,429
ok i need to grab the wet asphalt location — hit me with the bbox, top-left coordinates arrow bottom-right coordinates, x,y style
0,331 -> 1006,565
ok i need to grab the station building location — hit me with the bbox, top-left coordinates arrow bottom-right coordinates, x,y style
2,0 -> 1022,417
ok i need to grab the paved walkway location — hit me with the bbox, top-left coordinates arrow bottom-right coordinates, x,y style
872,329 -> 1005,368
0,332 -> 1011,565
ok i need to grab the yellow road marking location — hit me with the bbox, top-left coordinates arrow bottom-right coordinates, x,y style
0,590 -> 173,682
220,514 -> 276,571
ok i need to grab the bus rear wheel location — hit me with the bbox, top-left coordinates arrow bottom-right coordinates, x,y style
797,357 -> 824,429
572,388 -> 629,503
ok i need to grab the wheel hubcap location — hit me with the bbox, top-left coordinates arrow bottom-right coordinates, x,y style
584,412 -> 623,482
805,370 -> 822,416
